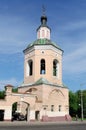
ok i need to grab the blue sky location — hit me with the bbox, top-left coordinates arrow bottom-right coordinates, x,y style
0,0 -> 86,91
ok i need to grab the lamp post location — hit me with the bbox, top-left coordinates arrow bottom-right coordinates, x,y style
81,90 -> 83,121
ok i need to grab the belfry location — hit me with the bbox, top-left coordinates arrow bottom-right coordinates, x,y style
18,12 -> 70,121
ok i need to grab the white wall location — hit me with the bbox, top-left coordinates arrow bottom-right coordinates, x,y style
4,106 -> 12,121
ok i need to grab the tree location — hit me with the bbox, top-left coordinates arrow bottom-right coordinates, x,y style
12,88 -> 18,93
0,87 -> 18,99
69,90 -> 86,118
69,91 -> 78,117
83,90 -> 86,118
0,91 -> 5,99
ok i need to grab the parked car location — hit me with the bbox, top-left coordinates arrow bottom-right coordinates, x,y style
12,112 -> 26,121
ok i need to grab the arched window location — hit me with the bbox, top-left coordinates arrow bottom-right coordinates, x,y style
47,30 -> 48,38
40,59 -> 46,74
26,60 -> 33,76
42,30 -> 45,37
53,59 -> 59,77
51,105 -> 54,111
38,31 -> 40,38
58,105 -> 61,112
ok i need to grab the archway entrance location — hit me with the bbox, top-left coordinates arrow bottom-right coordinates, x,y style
12,101 -> 30,121
0,110 -> 4,121
35,111 -> 40,120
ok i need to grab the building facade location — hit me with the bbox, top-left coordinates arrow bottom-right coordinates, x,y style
0,13 -> 70,122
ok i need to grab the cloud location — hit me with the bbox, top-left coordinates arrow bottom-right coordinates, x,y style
63,42 -> 86,74
55,19 -> 86,76
0,13 -> 36,54
62,20 -> 86,31
0,78 -> 22,90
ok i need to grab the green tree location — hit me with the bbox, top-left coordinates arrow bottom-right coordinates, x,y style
69,90 -> 86,118
0,87 -> 18,99
12,87 -> 18,93
0,91 -> 5,99
83,90 -> 86,118
75,90 -> 81,118
69,91 -> 78,117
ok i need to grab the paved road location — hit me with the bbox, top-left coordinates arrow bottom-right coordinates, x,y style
0,121 -> 86,130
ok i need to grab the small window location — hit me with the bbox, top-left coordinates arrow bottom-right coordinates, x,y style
58,105 -> 61,112
38,31 -> 40,38
29,61 -> 33,75
42,30 -> 45,37
51,105 -> 54,111
40,59 -> 46,74
47,30 -> 48,38
53,59 -> 59,76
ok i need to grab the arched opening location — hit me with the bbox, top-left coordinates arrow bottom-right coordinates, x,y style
38,30 -> 40,38
0,110 -> 4,121
53,59 -> 59,77
12,102 -> 17,114
35,111 -> 40,120
26,60 -> 33,76
12,101 -> 30,121
40,59 -> 46,74
42,30 -> 45,37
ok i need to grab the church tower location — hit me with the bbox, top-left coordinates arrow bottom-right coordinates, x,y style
18,11 -> 69,121
23,13 -> 63,87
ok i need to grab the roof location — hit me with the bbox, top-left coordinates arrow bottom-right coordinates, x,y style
19,78 -> 68,89
35,77 -> 50,85
23,38 -> 63,52
36,15 -> 51,31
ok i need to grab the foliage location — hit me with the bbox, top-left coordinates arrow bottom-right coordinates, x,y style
12,102 -> 17,113
0,91 -> 5,99
0,87 -> 18,99
12,88 -> 18,93
69,90 -> 86,118
69,91 -> 78,116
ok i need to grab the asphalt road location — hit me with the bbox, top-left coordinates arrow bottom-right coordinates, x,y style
0,121 -> 86,130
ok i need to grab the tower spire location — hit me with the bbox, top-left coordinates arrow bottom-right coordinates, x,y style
41,5 -> 47,26
36,7 -> 51,40
42,5 -> 46,16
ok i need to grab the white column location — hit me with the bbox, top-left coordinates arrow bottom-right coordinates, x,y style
4,106 -> 12,121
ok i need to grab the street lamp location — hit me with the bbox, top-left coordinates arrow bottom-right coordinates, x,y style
80,90 -> 83,121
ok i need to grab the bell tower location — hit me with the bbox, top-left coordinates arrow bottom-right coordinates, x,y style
23,12 -> 63,87
18,10 -> 69,122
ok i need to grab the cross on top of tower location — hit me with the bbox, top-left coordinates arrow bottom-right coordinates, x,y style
42,5 -> 46,16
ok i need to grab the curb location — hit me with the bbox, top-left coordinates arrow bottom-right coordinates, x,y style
0,121 -> 86,126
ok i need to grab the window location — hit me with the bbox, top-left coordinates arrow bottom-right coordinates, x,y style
40,59 -> 46,74
51,105 -> 54,111
27,60 -> 33,76
42,30 -> 45,37
53,59 -> 59,77
38,31 -> 40,38
58,105 -> 61,112
47,30 -> 48,38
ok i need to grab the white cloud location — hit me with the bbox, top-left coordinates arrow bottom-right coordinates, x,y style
0,78 -> 22,90
63,42 -> 86,74
61,20 -> 86,31
0,14 -> 36,54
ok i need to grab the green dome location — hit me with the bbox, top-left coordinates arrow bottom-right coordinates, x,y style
23,38 -> 63,52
